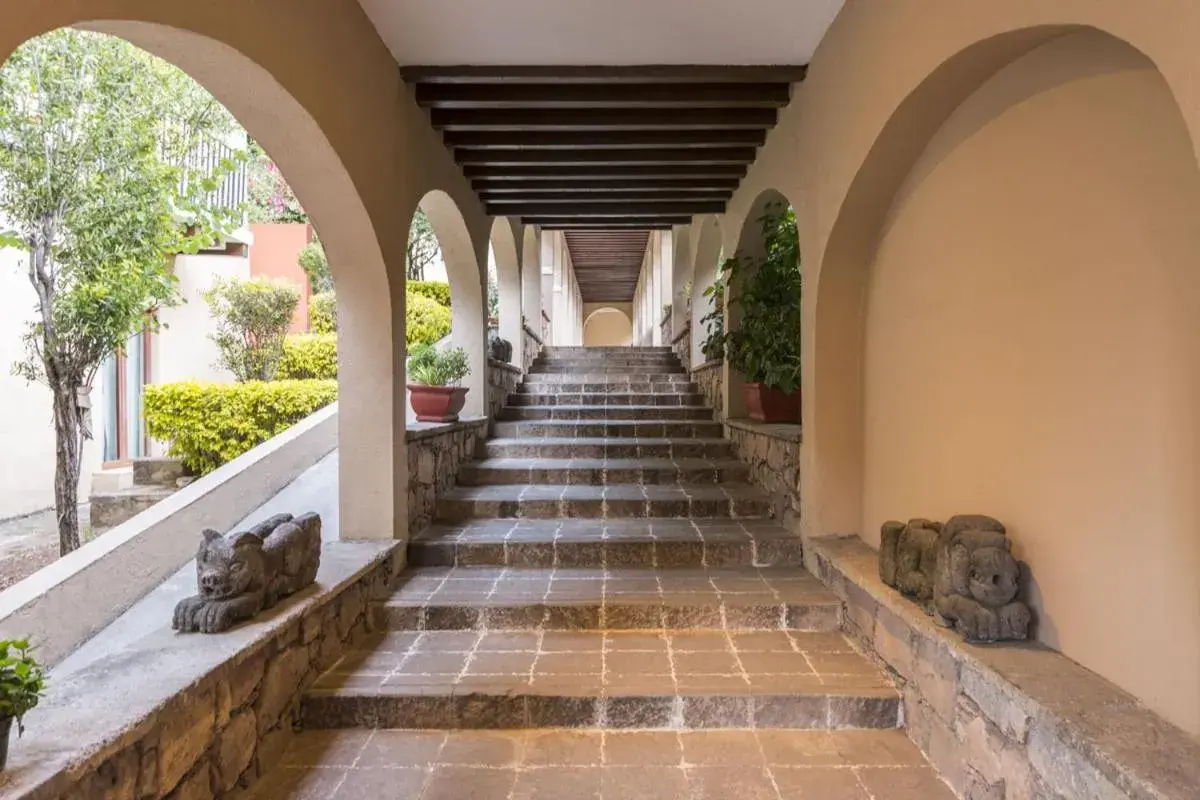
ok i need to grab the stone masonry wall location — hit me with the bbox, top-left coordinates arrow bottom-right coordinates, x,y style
725,419 -> 801,533
58,551 -> 402,800
522,323 -> 542,374
487,360 -> 522,424
407,419 -> 488,537
808,536 -> 1200,800
692,360 -> 724,421
672,324 -> 691,372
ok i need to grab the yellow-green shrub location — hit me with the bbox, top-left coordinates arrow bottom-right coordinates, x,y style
406,291 -> 451,348
277,334 -> 337,380
144,379 -> 337,475
309,291 -> 337,333
407,280 -> 451,308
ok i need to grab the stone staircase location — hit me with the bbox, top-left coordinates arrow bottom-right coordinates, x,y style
282,347 -> 932,799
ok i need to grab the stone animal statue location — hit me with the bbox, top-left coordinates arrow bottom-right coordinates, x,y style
489,336 -> 513,363
879,518 -> 941,604
173,512 -> 322,634
933,514 -> 1031,643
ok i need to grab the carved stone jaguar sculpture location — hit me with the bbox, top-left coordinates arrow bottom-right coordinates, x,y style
172,512 -> 322,634
932,514 -> 1031,643
879,518 -> 941,604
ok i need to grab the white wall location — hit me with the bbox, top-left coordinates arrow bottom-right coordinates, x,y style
153,253 -> 251,386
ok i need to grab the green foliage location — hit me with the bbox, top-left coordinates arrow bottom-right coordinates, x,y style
721,204 -> 802,392
408,344 -> 470,386
407,208 -> 441,281
407,280 -> 451,308
700,275 -> 726,361
297,236 -> 332,294
0,639 -> 45,735
309,291 -> 337,334
204,277 -> 300,382
246,140 -> 305,223
487,265 -> 500,321
144,379 -> 337,474
277,334 -> 337,380
406,291 -> 452,348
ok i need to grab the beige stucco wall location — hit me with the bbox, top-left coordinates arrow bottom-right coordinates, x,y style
582,307 -> 633,347
154,253 -> 251,387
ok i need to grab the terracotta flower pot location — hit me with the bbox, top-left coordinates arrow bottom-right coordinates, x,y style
408,385 -> 469,423
743,383 -> 800,423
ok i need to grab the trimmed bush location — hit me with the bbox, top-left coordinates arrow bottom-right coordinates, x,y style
309,291 -> 337,334
144,379 -> 337,475
204,277 -> 300,382
407,280 -> 451,308
277,334 -> 337,380
297,238 -> 333,293
406,291 -> 451,348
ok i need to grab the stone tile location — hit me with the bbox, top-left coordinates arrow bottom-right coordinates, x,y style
354,730 -> 444,767
251,766 -> 347,799
423,765 -> 517,800
512,766 -> 602,799
334,766 -> 429,798
685,766 -> 779,800
438,731 -> 521,765
605,696 -> 674,728
768,767 -> 867,798
522,731 -> 603,766
601,766 -> 691,799
856,766 -> 958,799
604,732 -> 684,766
680,732 -> 766,765
281,730 -> 371,767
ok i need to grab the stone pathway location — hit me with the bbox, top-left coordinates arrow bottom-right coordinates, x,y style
0,504 -> 89,590
250,346 -> 953,798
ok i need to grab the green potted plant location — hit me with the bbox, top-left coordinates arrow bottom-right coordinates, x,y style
407,344 -> 471,422
0,639 -> 46,770
722,203 -> 802,422
699,273 -> 727,362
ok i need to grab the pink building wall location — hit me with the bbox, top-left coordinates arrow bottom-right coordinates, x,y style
249,222 -> 313,333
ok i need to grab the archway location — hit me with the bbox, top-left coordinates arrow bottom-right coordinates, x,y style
583,307 -> 633,347
520,224 -> 542,368
812,27 -> 1200,735
489,217 -> 522,367
689,216 -> 723,367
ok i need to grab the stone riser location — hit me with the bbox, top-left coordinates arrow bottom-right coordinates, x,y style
522,374 -> 692,385
457,463 -> 748,487
435,495 -> 772,521
301,691 -> 900,731
483,440 -> 735,459
518,382 -> 698,394
530,362 -> 683,371
498,406 -> 713,422
540,347 -> 672,355
493,421 -> 725,438
507,393 -> 707,406
375,601 -> 841,632
408,536 -> 801,568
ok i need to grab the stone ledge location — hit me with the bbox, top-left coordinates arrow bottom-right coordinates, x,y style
524,323 -> 543,345
808,535 -> 1200,800
691,359 -> 723,373
671,324 -> 690,346
405,416 -> 488,443
488,358 -> 522,375
0,537 -> 402,800
725,417 -> 803,443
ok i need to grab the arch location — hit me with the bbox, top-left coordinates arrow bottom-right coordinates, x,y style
583,307 -> 633,348
688,215 -> 724,367
418,190 -> 487,418
489,217 -> 523,367
520,224 -> 542,365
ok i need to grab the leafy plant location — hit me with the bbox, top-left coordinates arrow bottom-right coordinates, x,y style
204,277 -> 300,382
277,334 -> 337,380
0,30 -> 244,554
297,236 -> 333,294
720,203 -> 802,392
144,379 -> 337,474
407,209 -> 441,281
309,291 -> 337,334
246,140 -> 305,223
408,344 -> 470,386
699,275 -> 727,361
0,639 -> 46,735
407,280 -> 451,308
406,291 -> 452,348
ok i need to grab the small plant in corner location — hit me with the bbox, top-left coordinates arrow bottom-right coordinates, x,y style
0,639 -> 46,769
407,345 -> 472,422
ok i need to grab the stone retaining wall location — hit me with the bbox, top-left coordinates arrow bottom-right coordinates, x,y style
725,419 -> 801,533
672,324 -> 691,372
691,360 -> 724,420
487,359 -> 523,423
808,536 -> 1200,800
406,418 -> 488,537
522,323 -> 542,373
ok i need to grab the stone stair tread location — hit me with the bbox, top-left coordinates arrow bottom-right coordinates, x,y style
505,405 -> 713,411
439,484 -> 769,502
413,518 -> 795,541
487,437 -> 728,446
461,456 -> 748,471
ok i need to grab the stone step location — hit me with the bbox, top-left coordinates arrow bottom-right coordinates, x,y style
435,483 -> 771,521
301,629 -> 899,731
483,437 -> 735,459
498,405 -> 713,422
518,381 -> 699,395
528,368 -> 688,377
375,566 -> 840,632
409,518 -> 801,568
522,373 -> 692,385
530,359 -> 682,370
457,457 -> 748,487
507,392 -> 707,407
543,346 -> 672,355
493,419 -> 724,439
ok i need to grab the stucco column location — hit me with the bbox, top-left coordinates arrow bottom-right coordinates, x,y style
521,226 -> 541,349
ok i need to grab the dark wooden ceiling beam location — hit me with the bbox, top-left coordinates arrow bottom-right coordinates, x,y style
416,82 -> 790,109
496,201 -> 720,216
525,216 -> 691,227
455,147 -> 756,166
484,190 -> 729,203
431,108 -> 777,131
475,178 -> 740,192
444,129 -> 766,149
400,65 -> 809,84
465,164 -> 746,179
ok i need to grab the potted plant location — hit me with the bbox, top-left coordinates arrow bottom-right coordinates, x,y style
0,639 -> 46,770
722,203 -> 802,422
407,344 -> 471,422
699,274 -> 727,362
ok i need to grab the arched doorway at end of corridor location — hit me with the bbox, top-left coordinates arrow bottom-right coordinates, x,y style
583,305 -> 634,347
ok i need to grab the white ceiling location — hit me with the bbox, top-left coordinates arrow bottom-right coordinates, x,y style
357,0 -> 844,66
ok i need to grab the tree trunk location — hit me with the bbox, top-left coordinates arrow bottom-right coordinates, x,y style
51,384 -> 83,555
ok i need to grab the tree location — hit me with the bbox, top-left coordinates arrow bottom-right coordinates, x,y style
246,140 -> 306,223
205,277 -> 300,381
0,30 -> 242,554
407,208 -> 441,281
297,234 -> 333,294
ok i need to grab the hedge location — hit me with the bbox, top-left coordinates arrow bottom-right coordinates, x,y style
309,291 -> 336,334
407,280 -> 451,308
144,379 -> 338,475
406,291 -> 451,348
277,334 -> 337,380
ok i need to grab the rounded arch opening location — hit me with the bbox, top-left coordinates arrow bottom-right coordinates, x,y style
582,307 -> 633,348
689,216 -> 724,367
489,217 -> 522,366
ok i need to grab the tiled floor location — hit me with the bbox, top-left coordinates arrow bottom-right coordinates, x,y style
249,729 -> 956,799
